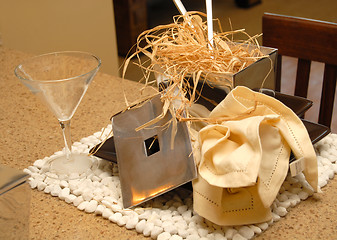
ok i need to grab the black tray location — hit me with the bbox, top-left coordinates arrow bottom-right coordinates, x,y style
90,85 -> 329,163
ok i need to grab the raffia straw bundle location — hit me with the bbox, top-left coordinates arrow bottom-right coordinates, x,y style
122,11 -> 269,133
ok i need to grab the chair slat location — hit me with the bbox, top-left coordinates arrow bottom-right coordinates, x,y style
263,12 -> 337,128
319,64 -> 337,127
294,59 -> 311,98
262,13 -> 337,66
275,54 -> 282,92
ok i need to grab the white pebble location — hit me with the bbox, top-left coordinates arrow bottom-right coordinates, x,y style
278,199 -> 291,209
161,214 -> 172,222
44,176 -> 59,185
93,131 -> 102,138
125,215 -> 139,229
85,200 -> 98,213
225,228 -> 237,239
51,185 -> 61,197
143,222 -> 155,237
59,187 -> 70,200
29,179 -> 37,189
289,187 -> 302,194
272,212 -> 281,222
101,199 -> 113,209
249,225 -> 262,234
101,177 -> 113,186
288,194 -> 301,204
73,188 -> 83,196
68,180 -> 80,191
93,194 -> 103,202
103,195 -> 118,204
274,206 -> 287,217
73,196 -> 84,207
298,191 -> 309,200
44,185 -> 52,194
147,212 -> 161,223
238,226 -> 254,239
72,141 -> 82,146
117,215 -> 128,227
82,189 -> 94,201
65,194 -> 77,204
109,212 -> 122,223
256,222 -> 269,231
163,221 -> 175,229
151,226 -> 164,239
158,232 -> 171,240
289,199 -> 297,207
327,169 -> 335,179
95,205 -> 105,215
33,159 -> 45,169
153,219 -> 163,227
186,234 -> 200,240
232,233 -> 247,240
60,180 -> 68,188
91,175 -> 101,182
182,210 -> 192,221
28,166 -> 39,173
177,205 -> 188,214
178,228 -> 189,238
160,210 -> 171,217
37,181 -> 47,191
93,168 -> 104,177
111,204 -> 123,213
164,224 -> 178,235
136,219 -> 146,233
322,157 -> 333,166
99,172 -> 111,179
332,164 -> 337,174
139,211 -> 151,220
191,215 -> 204,224
211,233 -> 224,240
77,201 -> 89,211
198,228 -> 209,237
187,228 -> 198,235
102,208 -> 113,219
23,168 -> 32,176
169,235 -> 183,240
31,173 -> 45,182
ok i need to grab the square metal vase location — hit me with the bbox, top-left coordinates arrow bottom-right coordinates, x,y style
112,95 -> 197,208
232,45 -> 277,90
155,45 -> 278,91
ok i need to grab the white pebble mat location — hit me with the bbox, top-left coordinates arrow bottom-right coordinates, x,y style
25,124 -> 337,240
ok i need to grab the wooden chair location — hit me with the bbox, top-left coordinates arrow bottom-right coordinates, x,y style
262,12 -> 337,128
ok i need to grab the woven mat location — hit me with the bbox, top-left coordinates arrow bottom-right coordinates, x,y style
25,124 -> 337,240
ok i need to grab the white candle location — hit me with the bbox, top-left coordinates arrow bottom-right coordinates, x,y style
206,0 -> 214,48
173,0 -> 187,15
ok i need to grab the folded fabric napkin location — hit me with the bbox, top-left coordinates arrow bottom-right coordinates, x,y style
191,86 -> 318,226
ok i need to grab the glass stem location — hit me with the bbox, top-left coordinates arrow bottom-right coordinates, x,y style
59,120 -> 72,159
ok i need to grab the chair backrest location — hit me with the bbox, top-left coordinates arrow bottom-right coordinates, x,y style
262,12 -> 337,128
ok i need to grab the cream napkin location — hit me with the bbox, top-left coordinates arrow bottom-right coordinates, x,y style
192,86 -> 318,226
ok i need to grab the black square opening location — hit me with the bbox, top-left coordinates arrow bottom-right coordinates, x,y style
144,135 -> 160,156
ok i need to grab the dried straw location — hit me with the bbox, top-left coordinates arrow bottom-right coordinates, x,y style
122,11 -> 269,133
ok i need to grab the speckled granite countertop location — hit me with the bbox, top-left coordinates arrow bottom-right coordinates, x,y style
0,47 -> 336,239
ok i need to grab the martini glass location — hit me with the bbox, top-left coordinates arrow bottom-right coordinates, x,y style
15,51 -> 101,179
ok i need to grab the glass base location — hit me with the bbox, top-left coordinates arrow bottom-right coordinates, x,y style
43,153 -> 96,179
